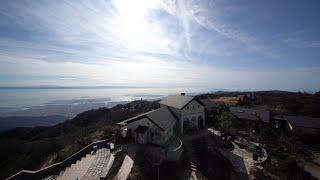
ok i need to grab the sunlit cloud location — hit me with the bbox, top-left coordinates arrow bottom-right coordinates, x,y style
0,0 -> 319,91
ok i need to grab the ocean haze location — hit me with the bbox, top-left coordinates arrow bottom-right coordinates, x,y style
0,86 -> 215,132
0,86 -> 215,108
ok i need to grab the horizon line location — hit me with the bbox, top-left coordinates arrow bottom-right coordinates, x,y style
0,85 -> 316,94
0,85 -> 154,89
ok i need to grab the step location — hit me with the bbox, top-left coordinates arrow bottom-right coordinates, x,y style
190,167 -> 197,171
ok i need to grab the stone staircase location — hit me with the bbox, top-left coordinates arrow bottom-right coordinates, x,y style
42,154 -> 94,180
42,174 -> 58,180
183,139 -> 206,180
57,153 -> 95,180
80,148 -> 114,180
188,145 -> 199,172
42,148 -> 114,180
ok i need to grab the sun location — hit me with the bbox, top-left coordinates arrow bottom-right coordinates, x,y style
111,0 -> 169,51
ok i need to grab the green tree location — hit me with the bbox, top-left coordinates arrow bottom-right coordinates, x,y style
219,112 -> 238,135
216,104 -> 229,115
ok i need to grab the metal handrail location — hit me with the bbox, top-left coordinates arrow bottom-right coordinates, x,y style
6,139 -> 109,180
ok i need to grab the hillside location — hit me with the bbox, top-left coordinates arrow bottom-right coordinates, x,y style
1,91 -> 319,179
0,100 -> 159,179
197,90 -> 320,117
0,115 -> 67,132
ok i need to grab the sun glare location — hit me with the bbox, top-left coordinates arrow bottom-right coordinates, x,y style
112,0 -> 169,51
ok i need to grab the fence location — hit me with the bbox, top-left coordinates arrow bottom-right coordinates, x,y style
7,139 -> 110,180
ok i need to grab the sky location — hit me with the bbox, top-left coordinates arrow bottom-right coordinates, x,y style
0,0 -> 320,91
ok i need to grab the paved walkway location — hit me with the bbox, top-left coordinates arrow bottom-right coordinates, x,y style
53,148 -> 113,180
182,140 -> 198,180
81,148 -> 114,180
183,130 -> 209,180
57,154 -> 95,180
303,162 -> 320,179
113,155 -> 134,180
207,128 -> 253,174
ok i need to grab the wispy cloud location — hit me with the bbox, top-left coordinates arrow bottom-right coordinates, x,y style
158,0 -> 276,57
0,0 -> 275,63
284,38 -> 320,48
0,0 -> 319,90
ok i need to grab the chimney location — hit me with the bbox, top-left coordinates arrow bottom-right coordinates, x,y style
181,93 -> 185,96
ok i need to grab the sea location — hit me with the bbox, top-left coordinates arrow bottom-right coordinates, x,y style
0,86 -> 218,131
0,87 -> 216,107
0,86 -> 215,117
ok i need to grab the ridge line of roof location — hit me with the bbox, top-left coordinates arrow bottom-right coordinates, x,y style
160,95 -> 205,110
116,108 -> 161,125
116,107 -> 169,131
144,116 -> 165,131
181,98 -> 205,109
166,106 -> 180,122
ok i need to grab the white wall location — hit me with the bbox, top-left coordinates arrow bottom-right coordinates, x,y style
126,117 -> 172,146
180,100 -> 205,134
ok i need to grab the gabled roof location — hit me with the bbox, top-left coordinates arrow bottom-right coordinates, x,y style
160,94 -> 204,109
284,116 -> 320,129
230,107 -> 270,123
117,107 -> 177,131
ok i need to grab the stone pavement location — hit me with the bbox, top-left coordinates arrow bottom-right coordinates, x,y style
80,148 -> 113,180
52,148 -> 113,180
207,128 -> 253,175
113,155 -> 134,180
303,161 -> 320,179
183,130 -> 210,180
57,153 -> 95,180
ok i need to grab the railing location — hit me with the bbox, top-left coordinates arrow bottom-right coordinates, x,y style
6,139 -> 110,180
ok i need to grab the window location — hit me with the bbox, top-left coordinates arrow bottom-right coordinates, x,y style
193,105 -> 194,109
198,105 -> 200,108
187,106 -> 189,109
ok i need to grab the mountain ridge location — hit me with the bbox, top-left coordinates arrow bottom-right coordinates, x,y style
0,100 -> 160,179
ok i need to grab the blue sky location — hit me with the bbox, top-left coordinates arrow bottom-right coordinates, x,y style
0,0 -> 319,91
